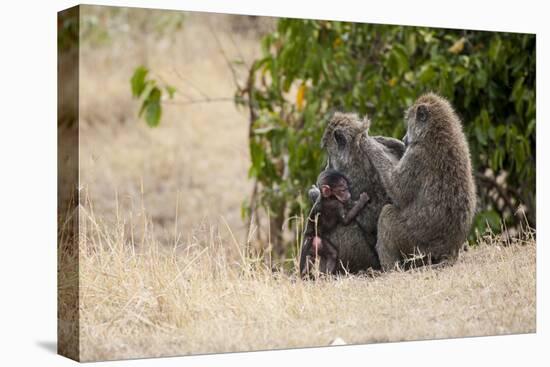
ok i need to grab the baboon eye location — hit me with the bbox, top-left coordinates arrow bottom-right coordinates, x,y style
334,130 -> 346,149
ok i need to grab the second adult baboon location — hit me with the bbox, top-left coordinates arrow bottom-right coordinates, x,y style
363,93 -> 476,270
299,112 -> 405,274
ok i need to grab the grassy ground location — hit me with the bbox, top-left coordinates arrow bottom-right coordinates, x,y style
71,8 -> 536,362
77,210 -> 535,361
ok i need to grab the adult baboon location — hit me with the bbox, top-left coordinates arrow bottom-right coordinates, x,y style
363,93 -> 476,270
300,112 -> 405,274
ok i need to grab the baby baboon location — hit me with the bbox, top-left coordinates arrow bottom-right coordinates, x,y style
300,170 -> 370,276
363,93 -> 476,270
298,112 -> 405,275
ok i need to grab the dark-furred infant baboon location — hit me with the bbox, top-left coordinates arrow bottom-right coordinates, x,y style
300,170 -> 370,276
363,93 -> 476,270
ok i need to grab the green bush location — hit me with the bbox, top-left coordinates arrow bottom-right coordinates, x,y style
237,20 -> 535,254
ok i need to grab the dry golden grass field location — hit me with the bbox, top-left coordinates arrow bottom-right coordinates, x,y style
68,7 -> 536,362
75,207 -> 535,361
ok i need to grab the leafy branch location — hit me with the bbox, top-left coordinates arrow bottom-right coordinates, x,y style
130,66 -> 176,127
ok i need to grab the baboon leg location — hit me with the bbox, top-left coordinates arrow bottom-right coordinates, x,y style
325,257 -> 337,274
299,237 -> 314,276
318,256 -> 329,274
431,246 -> 460,266
376,239 -> 401,271
375,204 -> 405,271
321,238 -> 339,274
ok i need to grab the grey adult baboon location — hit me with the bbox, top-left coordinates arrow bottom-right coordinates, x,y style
300,112 -> 405,274
363,93 -> 476,270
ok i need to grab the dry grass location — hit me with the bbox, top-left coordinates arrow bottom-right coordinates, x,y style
76,206 -> 535,362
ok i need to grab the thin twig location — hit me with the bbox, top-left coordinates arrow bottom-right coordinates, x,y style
246,64 -> 259,135
163,97 -> 234,106
227,31 -> 249,69
245,180 -> 259,244
243,63 -> 261,245
208,23 -> 241,89
153,70 -> 196,103
171,67 -> 212,101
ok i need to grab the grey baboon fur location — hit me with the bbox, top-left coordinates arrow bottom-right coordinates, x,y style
300,112 -> 405,274
363,93 -> 476,270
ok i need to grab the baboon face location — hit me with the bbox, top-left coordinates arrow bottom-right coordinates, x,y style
404,102 -> 430,145
321,112 -> 368,171
405,93 -> 456,146
318,174 -> 351,203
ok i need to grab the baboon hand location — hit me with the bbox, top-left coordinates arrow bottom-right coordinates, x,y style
308,185 -> 320,204
359,192 -> 370,203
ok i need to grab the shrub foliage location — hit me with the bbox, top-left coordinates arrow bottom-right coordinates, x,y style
235,20 -> 535,254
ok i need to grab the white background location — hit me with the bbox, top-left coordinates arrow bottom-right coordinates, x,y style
0,0 -> 547,365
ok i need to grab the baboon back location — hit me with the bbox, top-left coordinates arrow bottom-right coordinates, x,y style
366,93 -> 476,270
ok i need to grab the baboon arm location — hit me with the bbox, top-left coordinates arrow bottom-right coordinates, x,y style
373,136 -> 406,158
390,149 -> 421,206
341,195 -> 369,225
364,137 -> 396,189
308,185 -> 320,204
364,136 -> 415,207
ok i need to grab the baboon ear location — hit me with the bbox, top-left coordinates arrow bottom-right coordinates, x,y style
416,104 -> 429,123
334,130 -> 347,150
361,115 -> 371,130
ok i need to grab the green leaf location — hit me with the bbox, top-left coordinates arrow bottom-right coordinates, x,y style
475,69 -> 488,88
131,66 -> 149,97
488,37 -> 502,63
138,81 -> 155,117
475,210 -> 501,233
406,33 -> 417,54
418,64 -> 436,83
145,101 -> 161,127
511,76 -> 525,101
526,119 -> 536,136
165,85 -> 176,99
144,87 -> 162,127
475,125 -> 487,146
393,44 -> 410,74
